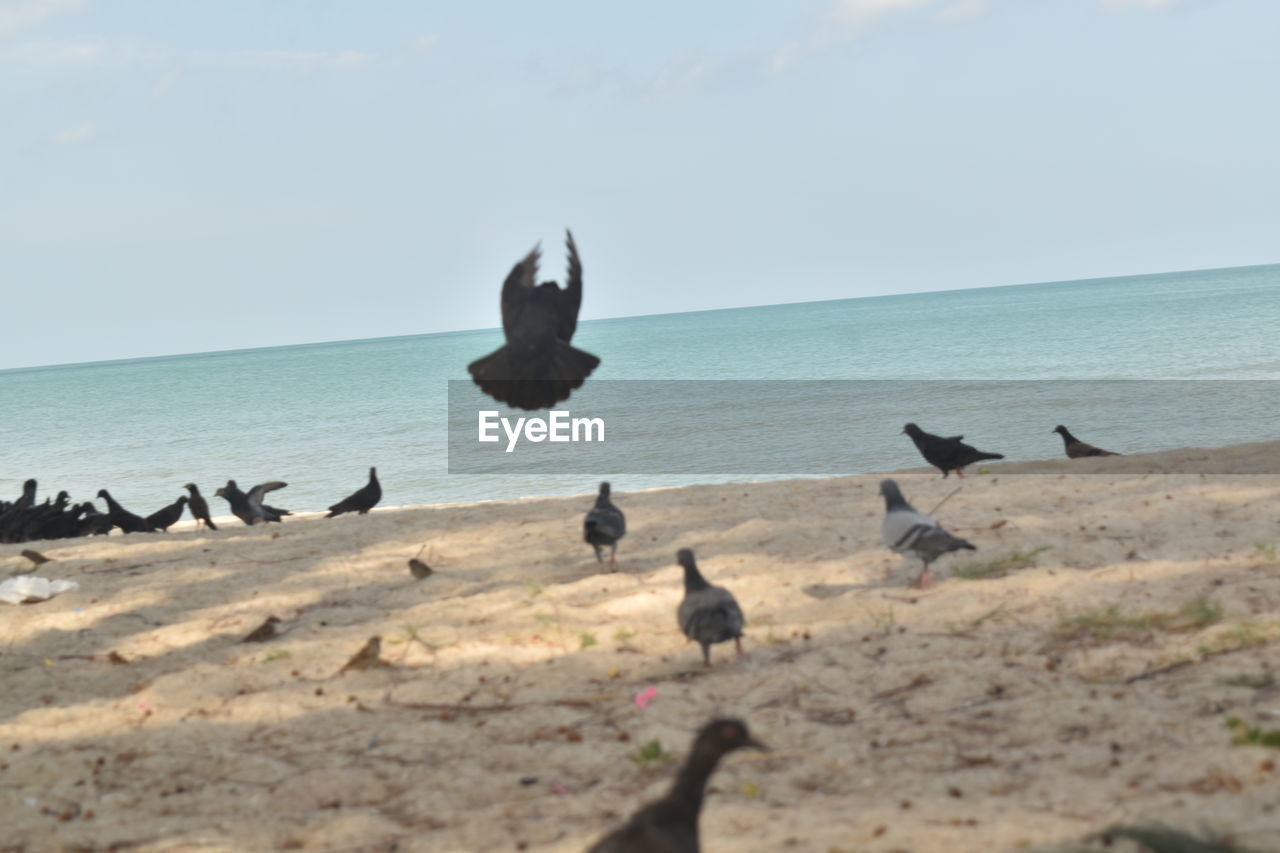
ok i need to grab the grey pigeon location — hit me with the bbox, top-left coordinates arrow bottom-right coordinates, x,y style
587,718 -> 768,853
326,466 -> 382,517
902,422 -> 1004,478
1053,425 -> 1119,459
216,480 -> 290,525
676,549 -> 745,667
584,482 -> 626,567
466,230 -> 600,411
879,479 -> 975,589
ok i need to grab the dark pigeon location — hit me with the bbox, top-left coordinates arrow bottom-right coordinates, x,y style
183,483 -> 219,531
676,549 -> 745,667
879,479 -> 976,589
1053,425 -> 1119,459
326,467 -> 381,517
96,489 -> 154,534
902,422 -> 1004,478
584,481 -> 626,567
467,230 -> 600,411
216,480 -> 290,526
145,496 -> 188,532
587,718 -> 768,853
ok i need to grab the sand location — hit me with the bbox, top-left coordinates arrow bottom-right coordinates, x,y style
2,443 -> 1279,852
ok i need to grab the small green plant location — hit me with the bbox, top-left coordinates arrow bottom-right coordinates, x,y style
1226,717 -> 1280,749
629,739 -> 673,769
1254,542 -> 1276,561
535,612 -> 556,627
261,649 -> 291,663
1049,596 -> 1224,648
613,627 -> 636,643
391,623 -> 442,652
1219,672 -> 1276,690
578,632 -> 597,650
953,546 -> 1050,580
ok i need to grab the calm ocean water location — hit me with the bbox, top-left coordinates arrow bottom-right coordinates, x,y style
1,263 -> 1277,514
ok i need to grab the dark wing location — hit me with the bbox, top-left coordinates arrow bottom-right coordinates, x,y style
500,246 -> 540,338
247,481 -> 288,504
557,229 -> 582,342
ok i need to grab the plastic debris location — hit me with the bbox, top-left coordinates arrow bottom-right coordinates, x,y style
0,576 -> 79,605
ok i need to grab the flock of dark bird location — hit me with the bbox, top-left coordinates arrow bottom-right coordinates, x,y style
0,468 -> 382,545
4,232 -> 1140,852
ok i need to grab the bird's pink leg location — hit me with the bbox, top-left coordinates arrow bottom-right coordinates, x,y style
734,637 -> 744,656
912,567 -> 934,589
610,546 -> 617,568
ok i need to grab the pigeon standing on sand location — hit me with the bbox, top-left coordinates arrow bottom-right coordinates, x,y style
676,549 -> 745,667
587,718 -> 768,853
584,482 -> 626,567
96,489 -> 154,534
216,480 -> 290,525
183,483 -> 218,531
145,496 -> 188,532
1053,425 -> 1119,459
466,230 -> 600,411
879,479 -> 976,589
326,467 -> 381,517
902,422 -> 1005,478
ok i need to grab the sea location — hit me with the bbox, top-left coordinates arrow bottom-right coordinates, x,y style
1,263 -> 1278,515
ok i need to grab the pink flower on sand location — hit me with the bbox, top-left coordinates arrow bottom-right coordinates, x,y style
633,686 -> 658,709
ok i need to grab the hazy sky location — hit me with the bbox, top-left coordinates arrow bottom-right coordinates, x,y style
2,0 -> 1276,369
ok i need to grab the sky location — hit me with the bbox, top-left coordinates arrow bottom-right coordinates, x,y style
1,0 -> 1277,369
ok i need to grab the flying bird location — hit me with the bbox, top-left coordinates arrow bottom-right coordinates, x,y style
466,230 -> 600,411
95,489 -> 154,534
902,422 -> 1004,478
1053,425 -> 1119,459
183,483 -> 218,531
879,479 -> 976,589
587,718 -> 768,853
584,481 -> 626,567
145,496 -> 188,532
326,467 -> 381,517
676,549 -> 745,667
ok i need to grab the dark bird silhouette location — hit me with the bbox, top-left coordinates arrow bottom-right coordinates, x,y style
77,503 -> 112,537
216,480 -> 290,525
676,549 -> 745,667
21,549 -> 51,566
587,718 -> 768,853
584,482 -> 626,567
879,479 -> 976,589
902,422 -> 1004,478
240,616 -> 282,643
1053,425 -> 1119,459
183,483 -> 218,531
409,545 -> 433,579
145,496 -> 188,532
96,489 -> 154,534
467,230 -> 600,411
326,467 -> 381,517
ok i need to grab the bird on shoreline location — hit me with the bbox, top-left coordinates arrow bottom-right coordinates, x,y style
1053,425 -> 1119,459
587,718 -> 768,853
145,496 -> 188,532
96,489 -> 154,534
216,480 -> 290,525
879,479 -> 975,589
584,481 -> 626,567
676,549 -> 745,667
183,483 -> 218,531
467,230 -> 600,411
902,422 -> 1004,478
326,467 -> 381,517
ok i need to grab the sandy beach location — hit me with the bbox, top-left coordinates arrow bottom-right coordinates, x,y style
3,443 -> 1279,852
